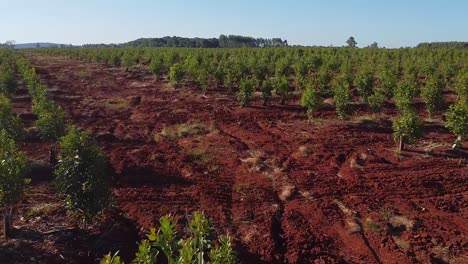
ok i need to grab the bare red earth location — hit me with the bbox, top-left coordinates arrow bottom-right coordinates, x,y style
1,54 -> 467,264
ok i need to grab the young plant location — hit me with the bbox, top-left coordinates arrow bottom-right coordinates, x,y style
333,77 -> 352,121
0,130 -> 29,239
261,79 -> 273,106
392,109 -> 422,152
0,95 -> 23,141
300,81 -> 321,122
355,69 -> 374,101
54,126 -> 112,224
149,57 -> 164,79
169,63 -> 185,85
102,212 -> 237,264
367,89 -> 386,113
275,75 -> 291,105
422,75 -> 444,119
445,101 -> 468,149
455,71 -> 468,104
33,99 -> 67,141
238,77 -> 256,107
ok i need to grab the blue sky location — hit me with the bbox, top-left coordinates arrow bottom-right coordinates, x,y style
1,0 -> 467,47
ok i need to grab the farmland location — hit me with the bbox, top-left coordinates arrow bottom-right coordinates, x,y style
0,46 -> 467,263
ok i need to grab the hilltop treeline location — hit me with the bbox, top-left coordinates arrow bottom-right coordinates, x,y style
82,35 -> 289,48
417,41 -> 468,49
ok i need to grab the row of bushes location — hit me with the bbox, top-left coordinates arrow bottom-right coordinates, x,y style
16,57 -> 67,140
4,52 -> 237,262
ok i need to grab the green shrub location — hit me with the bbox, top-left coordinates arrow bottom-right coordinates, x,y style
333,77 -> 352,121
101,212 -> 236,264
238,77 -> 256,106
0,130 -> 29,238
392,109 -> 422,151
422,75 -> 444,118
54,126 -> 111,223
446,101 -> 468,148
274,75 -> 291,105
380,69 -> 397,98
355,69 -> 374,101
300,81 -> 321,122
455,71 -> 468,104
33,99 -> 66,141
261,79 -> 273,106
169,63 -> 185,85
0,95 -> 23,141
368,89 -> 386,113
149,57 -> 164,78
0,63 -> 17,95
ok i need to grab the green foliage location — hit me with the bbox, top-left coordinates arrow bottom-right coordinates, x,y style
149,57 -> 164,78
274,75 -> 291,105
379,68 -> 398,98
238,77 -> 256,107
422,75 -> 444,118
54,126 -> 111,222
355,69 -> 374,101
445,101 -> 468,141
300,81 -> 321,122
367,89 -> 386,113
100,251 -> 124,264
261,79 -> 273,106
395,77 -> 418,112
0,130 -> 29,207
455,71 -> 468,104
392,110 -> 422,149
103,212 -> 236,264
0,63 -> 17,95
0,95 -> 23,141
333,77 -> 352,120
346,36 -> 357,48
197,70 -> 210,93
169,63 -> 185,85
33,99 -> 67,141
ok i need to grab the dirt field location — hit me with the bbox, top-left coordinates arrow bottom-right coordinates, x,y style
2,54 -> 467,264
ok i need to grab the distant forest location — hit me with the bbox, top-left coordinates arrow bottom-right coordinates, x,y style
416,41 -> 468,48
81,35 -> 289,48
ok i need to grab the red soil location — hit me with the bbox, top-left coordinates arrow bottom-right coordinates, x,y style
2,54 -> 467,264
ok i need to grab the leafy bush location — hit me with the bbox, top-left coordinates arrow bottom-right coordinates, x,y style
149,57 -> 164,78
333,77 -> 352,120
0,63 -> 17,95
367,89 -> 386,113
0,95 -> 23,141
394,78 -> 417,112
169,63 -> 185,85
392,109 -> 422,151
455,71 -> 468,104
261,79 -> 273,106
0,130 -> 29,238
274,75 -> 290,105
54,126 -> 111,223
300,81 -> 321,122
355,69 -> 374,101
101,212 -> 236,264
33,99 -> 67,141
445,101 -> 468,148
380,68 -> 398,98
422,75 -> 444,118
238,77 -> 256,106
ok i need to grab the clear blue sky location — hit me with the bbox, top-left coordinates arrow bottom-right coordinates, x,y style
2,0 -> 467,48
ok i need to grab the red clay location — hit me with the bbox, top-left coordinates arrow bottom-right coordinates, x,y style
3,54 -> 467,264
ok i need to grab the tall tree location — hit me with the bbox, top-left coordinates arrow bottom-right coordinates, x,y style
346,36 -> 357,48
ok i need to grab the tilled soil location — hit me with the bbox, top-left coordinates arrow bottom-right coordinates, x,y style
2,53 -> 467,264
